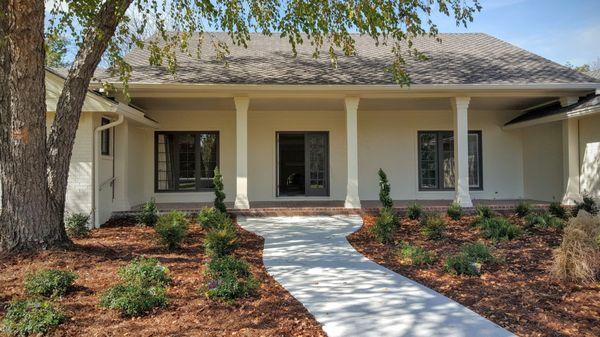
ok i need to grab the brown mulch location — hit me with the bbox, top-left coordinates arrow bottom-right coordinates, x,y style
347,214 -> 600,337
0,218 -> 326,337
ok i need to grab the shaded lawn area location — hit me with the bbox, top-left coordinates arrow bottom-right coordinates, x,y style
348,214 -> 600,337
0,218 -> 325,337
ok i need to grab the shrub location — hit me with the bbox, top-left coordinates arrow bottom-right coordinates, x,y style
24,269 -> 77,298
461,242 -> 495,264
524,212 -> 564,230
100,284 -> 167,317
551,211 -> 600,283
205,227 -> 238,257
137,198 -> 158,227
573,196 -> 599,216
474,205 -> 495,219
444,254 -> 480,276
155,211 -> 189,250
515,201 -> 532,217
420,213 -> 446,240
204,256 -> 258,301
397,242 -> 436,266
406,203 -> 423,220
197,207 -> 233,231
369,207 -> 397,244
478,217 -> 521,241
64,213 -> 90,238
447,202 -> 463,221
118,257 -> 171,288
213,167 -> 227,214
378,168 -> 393,209
1,299 -> 66,336
549,202 -> 568,220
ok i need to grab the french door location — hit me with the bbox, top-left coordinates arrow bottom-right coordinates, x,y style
277,132 -> 329,197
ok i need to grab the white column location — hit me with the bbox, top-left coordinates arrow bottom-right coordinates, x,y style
452,97 -> 473,207
562,118 -> 581,205
234,96 -> 250,209
344,96 -> 361,208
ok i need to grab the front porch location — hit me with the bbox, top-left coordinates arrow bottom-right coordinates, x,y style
124,199 -> 549,217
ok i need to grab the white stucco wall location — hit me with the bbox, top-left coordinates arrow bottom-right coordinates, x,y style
579,114 -> 600,199
358,109 -> 525,201
521,121 -> 564,202
138,106 -> 529,204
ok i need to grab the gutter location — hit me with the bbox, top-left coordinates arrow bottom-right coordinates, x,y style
93,114 -> 124,228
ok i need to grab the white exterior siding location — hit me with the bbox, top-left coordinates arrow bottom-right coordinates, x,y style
521,121 -> 564,202
579,114 -> 600,199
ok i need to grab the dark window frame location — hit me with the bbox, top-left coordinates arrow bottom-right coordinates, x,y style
100,117 -> 111,156
417,130 -> 483,191
154,131 -> 220,193
275,131 -> 330,197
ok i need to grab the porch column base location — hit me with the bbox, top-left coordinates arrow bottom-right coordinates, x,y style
454,194 -> 473,208
234,196 -> 250,209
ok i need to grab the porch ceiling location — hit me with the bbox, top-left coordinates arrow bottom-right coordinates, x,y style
132,95 -> 559,113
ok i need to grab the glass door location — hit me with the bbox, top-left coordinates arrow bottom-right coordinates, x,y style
305,132 -> 329,196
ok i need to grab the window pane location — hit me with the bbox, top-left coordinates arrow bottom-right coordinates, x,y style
177,134 -> 196,190
198,133 -> 218,189
419,133 -> 438,189
468,133 -> 480,188
440,132 -> 455,189
157,134 -> 175,191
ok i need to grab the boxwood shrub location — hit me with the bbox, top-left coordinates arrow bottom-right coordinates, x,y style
118,257 -> 171,288
204,227 -> 238,257
1,299 -> 66,336
369,207 -> 397,244
203,256 -> 259,301
100,284 -> 167,317
155,211 -> 189,250
24,269 -> 77,298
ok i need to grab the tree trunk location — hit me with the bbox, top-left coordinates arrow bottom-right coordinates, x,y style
46,0 -> 132,232
0,0 -> 69,252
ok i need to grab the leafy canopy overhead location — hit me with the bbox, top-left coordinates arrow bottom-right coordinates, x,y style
46,0 -> 481,90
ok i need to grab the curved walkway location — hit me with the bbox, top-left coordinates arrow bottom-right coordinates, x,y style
238,215 -> 514,337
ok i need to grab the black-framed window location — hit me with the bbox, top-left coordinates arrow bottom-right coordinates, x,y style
100,117 -> 111,156
418,130 -> 482,191
155,131 -> 219,192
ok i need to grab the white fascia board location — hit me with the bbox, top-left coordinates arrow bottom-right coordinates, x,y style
116,103 -> 159,128
503,105 -> 600,130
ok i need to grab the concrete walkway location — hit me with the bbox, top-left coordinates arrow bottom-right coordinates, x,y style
238,215 -> 514,337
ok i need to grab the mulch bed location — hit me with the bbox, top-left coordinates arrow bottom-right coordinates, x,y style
0,218 -> 325,337
347,214 -> 600,337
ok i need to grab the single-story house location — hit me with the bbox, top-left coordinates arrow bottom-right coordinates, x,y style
42,33 -> 600,227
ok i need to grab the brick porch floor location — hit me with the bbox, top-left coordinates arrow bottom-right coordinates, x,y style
124,199 -> 549,217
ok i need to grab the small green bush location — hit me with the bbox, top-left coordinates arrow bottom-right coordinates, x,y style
478,217 -> 521,241
155,211 -> 189,250
573,196 -> 599,216
118,257 -> 171,288
137,199 -> 158,227
100,284 -> 167,317
524,212 -> 564,230
378,168 -> 393,209
447,202 -> 463,221
515,201 -> 532,217
24,269 -> 77,298
420,213 -> 446,240
406,203 -> 423,220
397,242 -> 436,266
204,256 -> 258,301
64,213 -> 90,238
549,202 -> 568,220
461,242 -> 495,264
205,227 -> 238,257
197,207 -> 233,230
444,254 -> 481,276
370,207 -> 397,244
475,205 -> 495,219
1,299 -> 66,336
213,167 -> 227,214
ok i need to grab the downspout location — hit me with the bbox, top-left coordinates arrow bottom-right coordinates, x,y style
93,114 -> 124,228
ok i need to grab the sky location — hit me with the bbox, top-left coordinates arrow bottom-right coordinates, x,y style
431,0 -> 600,67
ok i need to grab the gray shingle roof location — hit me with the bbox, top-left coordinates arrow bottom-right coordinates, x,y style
586,69 -> 600,80
105,32 -> 597,85
505,94 -> 600,125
